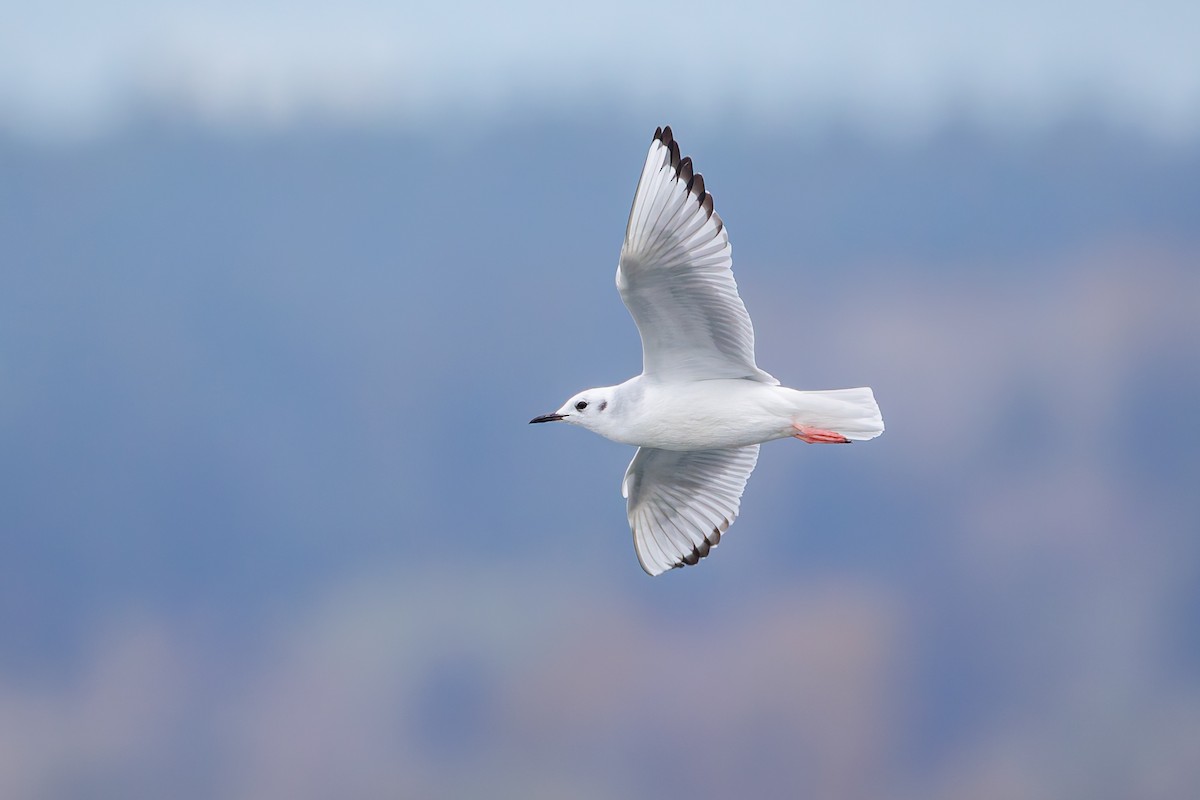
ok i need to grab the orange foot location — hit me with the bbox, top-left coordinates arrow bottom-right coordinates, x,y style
793,424 -> 851,444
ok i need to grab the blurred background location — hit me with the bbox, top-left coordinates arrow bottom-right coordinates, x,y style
3,2 -> 1199,798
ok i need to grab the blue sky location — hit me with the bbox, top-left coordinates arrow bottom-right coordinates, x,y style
2,4 -> 1199,798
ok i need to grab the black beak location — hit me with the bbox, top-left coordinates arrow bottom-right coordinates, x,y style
529,413 -> 566,424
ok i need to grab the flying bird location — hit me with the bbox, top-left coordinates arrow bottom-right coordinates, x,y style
531,126 -> 884,575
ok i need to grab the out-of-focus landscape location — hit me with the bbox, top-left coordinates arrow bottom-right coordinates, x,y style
2,3 -> 1198,798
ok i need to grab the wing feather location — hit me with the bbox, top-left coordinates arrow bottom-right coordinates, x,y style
621,445 -> 760,576
617,126 -> 777,384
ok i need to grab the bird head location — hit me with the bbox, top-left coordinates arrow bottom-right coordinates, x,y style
529,388 -> 615,433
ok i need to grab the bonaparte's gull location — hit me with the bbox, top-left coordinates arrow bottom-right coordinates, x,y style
531,126 -> 884,575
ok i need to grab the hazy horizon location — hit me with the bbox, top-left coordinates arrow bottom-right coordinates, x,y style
6,1 -> 1200,142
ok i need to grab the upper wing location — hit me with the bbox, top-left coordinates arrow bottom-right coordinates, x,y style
622,445 -> 761,576
617,126 -> 776,384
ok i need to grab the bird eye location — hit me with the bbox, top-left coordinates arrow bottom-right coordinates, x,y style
575,401 -> 588,411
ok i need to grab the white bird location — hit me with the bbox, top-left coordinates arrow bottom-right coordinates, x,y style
531,126 -> 884,575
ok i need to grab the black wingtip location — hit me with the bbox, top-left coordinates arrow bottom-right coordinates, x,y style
648,125 -> 721,223
676,518 -> 731,570
678,156 -> 694,185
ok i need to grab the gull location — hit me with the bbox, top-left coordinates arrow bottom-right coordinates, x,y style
531,126 -> 884,575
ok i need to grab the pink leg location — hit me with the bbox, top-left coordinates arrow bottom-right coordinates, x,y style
793,424 -> 851,444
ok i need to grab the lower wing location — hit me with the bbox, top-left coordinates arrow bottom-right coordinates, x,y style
621,445 -> 761,576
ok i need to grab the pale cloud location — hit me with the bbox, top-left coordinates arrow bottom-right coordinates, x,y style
3,1 -> 1199,140
0,614 -> 193,798
0,567 -> 906,800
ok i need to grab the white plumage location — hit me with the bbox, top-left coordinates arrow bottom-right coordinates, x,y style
532,126 -> 884,576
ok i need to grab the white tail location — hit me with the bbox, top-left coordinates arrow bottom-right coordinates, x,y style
792,387 -> 884,441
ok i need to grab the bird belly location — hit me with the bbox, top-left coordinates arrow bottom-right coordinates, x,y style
618,380 -> 794,451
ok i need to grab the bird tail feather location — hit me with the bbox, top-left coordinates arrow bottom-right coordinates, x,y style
791,387 -> 884,441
